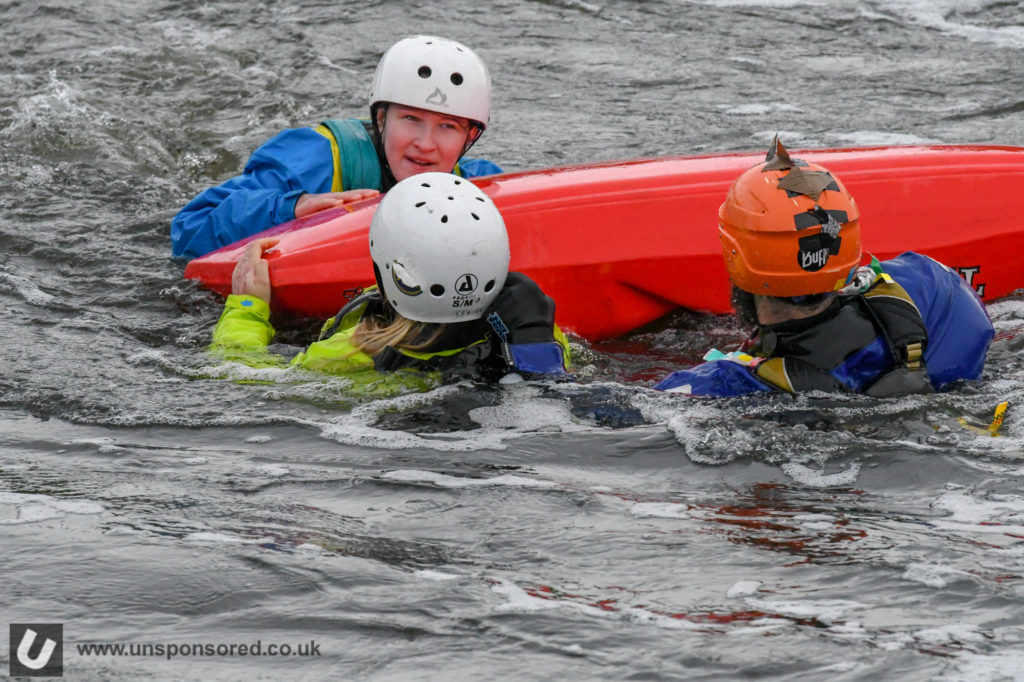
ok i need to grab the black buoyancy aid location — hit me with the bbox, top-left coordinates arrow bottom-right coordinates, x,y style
752,275 -> 931,397
321,290 -> 503,379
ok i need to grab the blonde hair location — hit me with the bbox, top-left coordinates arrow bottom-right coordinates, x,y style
350,313 -> 443,357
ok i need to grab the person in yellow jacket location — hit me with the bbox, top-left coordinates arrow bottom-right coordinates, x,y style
211,173 -> 570,396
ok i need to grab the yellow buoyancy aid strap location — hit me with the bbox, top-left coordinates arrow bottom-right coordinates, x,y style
317,118 -> 383,192
754,357 -> 795,393
314,124 -> 343,193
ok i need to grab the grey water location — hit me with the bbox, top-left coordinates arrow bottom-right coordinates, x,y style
3,0 -> 1024,679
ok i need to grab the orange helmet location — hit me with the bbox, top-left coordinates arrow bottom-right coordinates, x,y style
719,137 -> 862,297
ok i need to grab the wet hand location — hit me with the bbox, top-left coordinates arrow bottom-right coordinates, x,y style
294,190 -> 380,219
231,238 -> 280,302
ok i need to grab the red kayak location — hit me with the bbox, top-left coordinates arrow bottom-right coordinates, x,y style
184,145 -> 1024,341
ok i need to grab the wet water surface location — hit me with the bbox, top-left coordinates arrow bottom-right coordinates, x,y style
3,0 -> 1024,679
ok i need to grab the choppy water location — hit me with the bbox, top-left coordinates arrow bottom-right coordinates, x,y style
3,0 -> 1024,679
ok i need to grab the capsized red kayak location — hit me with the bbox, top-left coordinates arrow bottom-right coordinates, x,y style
184,145 -> 1024,341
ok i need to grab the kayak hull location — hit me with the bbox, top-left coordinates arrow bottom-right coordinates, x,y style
184,145 -> 1024,340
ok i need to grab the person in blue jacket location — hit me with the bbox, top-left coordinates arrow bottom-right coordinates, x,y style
654,137 -> 994,398
172,35 -> 503,259
213,173 -> 570,390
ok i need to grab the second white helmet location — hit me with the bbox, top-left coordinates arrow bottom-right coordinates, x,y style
369,172 -> 509,323
368,35 -> 492,130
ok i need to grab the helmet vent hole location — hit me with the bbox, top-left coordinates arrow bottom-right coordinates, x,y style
415,201 -> 426,208
421,182 -> 431,188
484,279 -> 495,293
454,179 -> 461,185
450,72 -> 463,86
448,196 -> 454,200
418,66 -> 432,78
430,284 -> 445,297
471,213 -> 479,220
370,239 -> 374,246
440,215 -> 448,223
475,196 -> 485,202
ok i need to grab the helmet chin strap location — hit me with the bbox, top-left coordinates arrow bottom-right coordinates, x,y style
370,103 -> 398,191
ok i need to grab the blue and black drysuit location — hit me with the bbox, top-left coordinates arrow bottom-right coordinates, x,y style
654,253 -> 994,397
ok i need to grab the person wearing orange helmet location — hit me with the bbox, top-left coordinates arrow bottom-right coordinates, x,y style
654,136 -> 994,397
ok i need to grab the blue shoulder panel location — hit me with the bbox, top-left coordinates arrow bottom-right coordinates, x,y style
458,157 -> 504,177
882,252 -> 993,389
508,342 -> 568,376
654,360 -> 774,397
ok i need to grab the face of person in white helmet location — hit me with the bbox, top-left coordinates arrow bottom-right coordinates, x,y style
369,36 -> 491,181
376,105 -> 479,182
370,172 -> 509,323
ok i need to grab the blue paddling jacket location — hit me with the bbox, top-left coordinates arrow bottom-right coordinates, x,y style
654,253 -> 994,398
171,118 -> 503,259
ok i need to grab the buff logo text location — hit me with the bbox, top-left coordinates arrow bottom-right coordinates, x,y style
801,248 -> 830,270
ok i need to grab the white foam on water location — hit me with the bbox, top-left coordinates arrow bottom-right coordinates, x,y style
182,457 -> 208,465
318,382 -> 599,452
724,618 -> 790,636
469,384 -> 591,434
987,299 -> 1024,324
933,491 -> 1024,528
415,570 -> 461,581
938,650 -> 1024,682
630,502 -> 694,520
5,71 -> 91,136
633,393 -> 758,465
0,492 -> 103,525
245,434 -> 273,443
490,580 -> 566,613
488,579 -> 698,630
69,437 -> 117,446
295,543 -> 324,553
316,385 -> 514,451
184,532 -> 266,544
620,607 -> 693,630
0,270 -> 56,306
914,623 -> 988,645
726,580 -> 763,598
192,361 -> 304,384
316,54 -> 358,74
744,597 -> 867,621
902,562 -> 970,588
829,621 -> 870,640
721,102 -> 800,116
252,464 -> 289,477
889,0 -> 1024,49
690,0 -> 823,7
381,470 -> 559,489
781,462 -> 861,487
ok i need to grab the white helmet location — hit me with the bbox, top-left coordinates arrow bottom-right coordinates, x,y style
370,172 -> 509,323
368,35 -> 492,130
